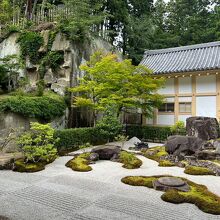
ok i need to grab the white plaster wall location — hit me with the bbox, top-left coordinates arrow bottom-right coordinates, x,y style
178,115 -> 192,125
196,75 -> 216,93
164,97 -> 175,102
178,97 -> 192,102
158,78 -> 175,94
196,96 -> 216,118
157,114 -> 175,125
179,77 -> 192,94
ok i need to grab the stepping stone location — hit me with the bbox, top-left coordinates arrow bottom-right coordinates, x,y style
153,177 -> 190,192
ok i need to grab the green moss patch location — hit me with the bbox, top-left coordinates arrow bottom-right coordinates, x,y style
13,159 -> 46,173
119,151 -> 142,169
184,166 -> 215,176
159,160 -> 175,167
66,153 -> 92,172
141,146 -> 180,167
122,175 -> 220,215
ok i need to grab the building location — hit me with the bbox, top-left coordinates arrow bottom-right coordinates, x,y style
140,41 -> 220,126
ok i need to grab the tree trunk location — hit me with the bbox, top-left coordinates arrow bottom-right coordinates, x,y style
31,0 -> 38,19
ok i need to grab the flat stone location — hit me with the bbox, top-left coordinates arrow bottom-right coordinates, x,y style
158,177 -> 185,187
153,177 -> 190,192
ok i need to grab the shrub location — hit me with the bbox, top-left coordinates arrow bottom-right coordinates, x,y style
17,122 -> 58,163
126,125 -> 186,142
17,31 -> 43,64
170,121 -> 185,133
0,95 -> 66,120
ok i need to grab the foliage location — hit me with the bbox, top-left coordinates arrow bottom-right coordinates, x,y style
17,122 -> 58,163
60,0 -> 105,42
0,55 -> 21,92
119,151 -> 142,169
114,134 -> 129,142
55,127 -> 109,153
184,166 -> 215,176
36,79 -> 45,96
39,51 -> 64,79
0,95 -> 66,120
66,154 -> 92,172
96,107 -> 123,141
170,121 -> 185,133
79,142 -> 92,153
70,51 -> 164,124
17,31 -> 44,64
122,175 -> 220,215
126,125 -> 186,142
0,0 -> 13,25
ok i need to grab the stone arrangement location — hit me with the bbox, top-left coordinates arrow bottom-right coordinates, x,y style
186,117 -> 220,140
153,177 -> 190,192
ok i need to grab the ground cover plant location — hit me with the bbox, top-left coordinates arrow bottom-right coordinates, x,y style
121,175 -> 220,215
141,146 -> 175,167
119,151 -> 142,169
66,153 -> 92,172
184,166 -> 215,176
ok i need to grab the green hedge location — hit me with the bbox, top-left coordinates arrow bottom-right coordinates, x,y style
126,125 -> 186,142
55,127 -> 108,153
0,96 -> 66,121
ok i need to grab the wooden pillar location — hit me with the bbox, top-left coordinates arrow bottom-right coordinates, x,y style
191,75 -> 196,116
174,77 -> 179,123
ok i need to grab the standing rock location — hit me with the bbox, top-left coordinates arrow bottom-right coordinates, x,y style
186,117 -> 220,140
164,135 -> 204,157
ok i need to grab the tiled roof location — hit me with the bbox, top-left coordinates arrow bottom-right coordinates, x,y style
140,41 -> 220,74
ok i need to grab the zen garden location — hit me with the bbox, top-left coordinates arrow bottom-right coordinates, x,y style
1,0 -> 220,220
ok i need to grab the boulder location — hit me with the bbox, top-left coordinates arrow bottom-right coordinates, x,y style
195,150 -> 220,160
91,145 -> 121,160
186,117 -> 220,140
165,135 -> 204,157
89,153 -> 99,161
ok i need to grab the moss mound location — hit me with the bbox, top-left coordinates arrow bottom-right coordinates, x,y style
159,160 -> 175,167
121,175 -> 220,215
142,146 -> 168,162
13,159 -> 46,173
66,153 -> 92,172
184,166 -> 215,176
119,151 -> 142,169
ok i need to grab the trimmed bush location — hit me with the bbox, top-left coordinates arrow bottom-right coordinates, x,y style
55,127 -> 108,154
126,125 -> 186,142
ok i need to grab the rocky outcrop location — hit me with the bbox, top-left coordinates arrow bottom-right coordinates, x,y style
186,117 -> 220,140
165,135 -> 204,157
91,145 -> 121,160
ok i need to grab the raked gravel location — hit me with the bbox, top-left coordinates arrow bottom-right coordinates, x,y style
0,142 -> 220,220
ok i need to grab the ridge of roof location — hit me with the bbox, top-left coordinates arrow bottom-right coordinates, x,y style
145,41 -> 220,56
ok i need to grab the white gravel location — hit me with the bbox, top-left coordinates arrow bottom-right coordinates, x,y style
0,143 -> 220,220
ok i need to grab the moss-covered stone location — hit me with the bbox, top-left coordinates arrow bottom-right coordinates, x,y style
13,159 -> 46,172
159,160 -> 175,167
141,146 -> 168,162
121,175 -> 220,215
66,154 -> 92,172
184,166 -> 215,176
119,151 -> 142,169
